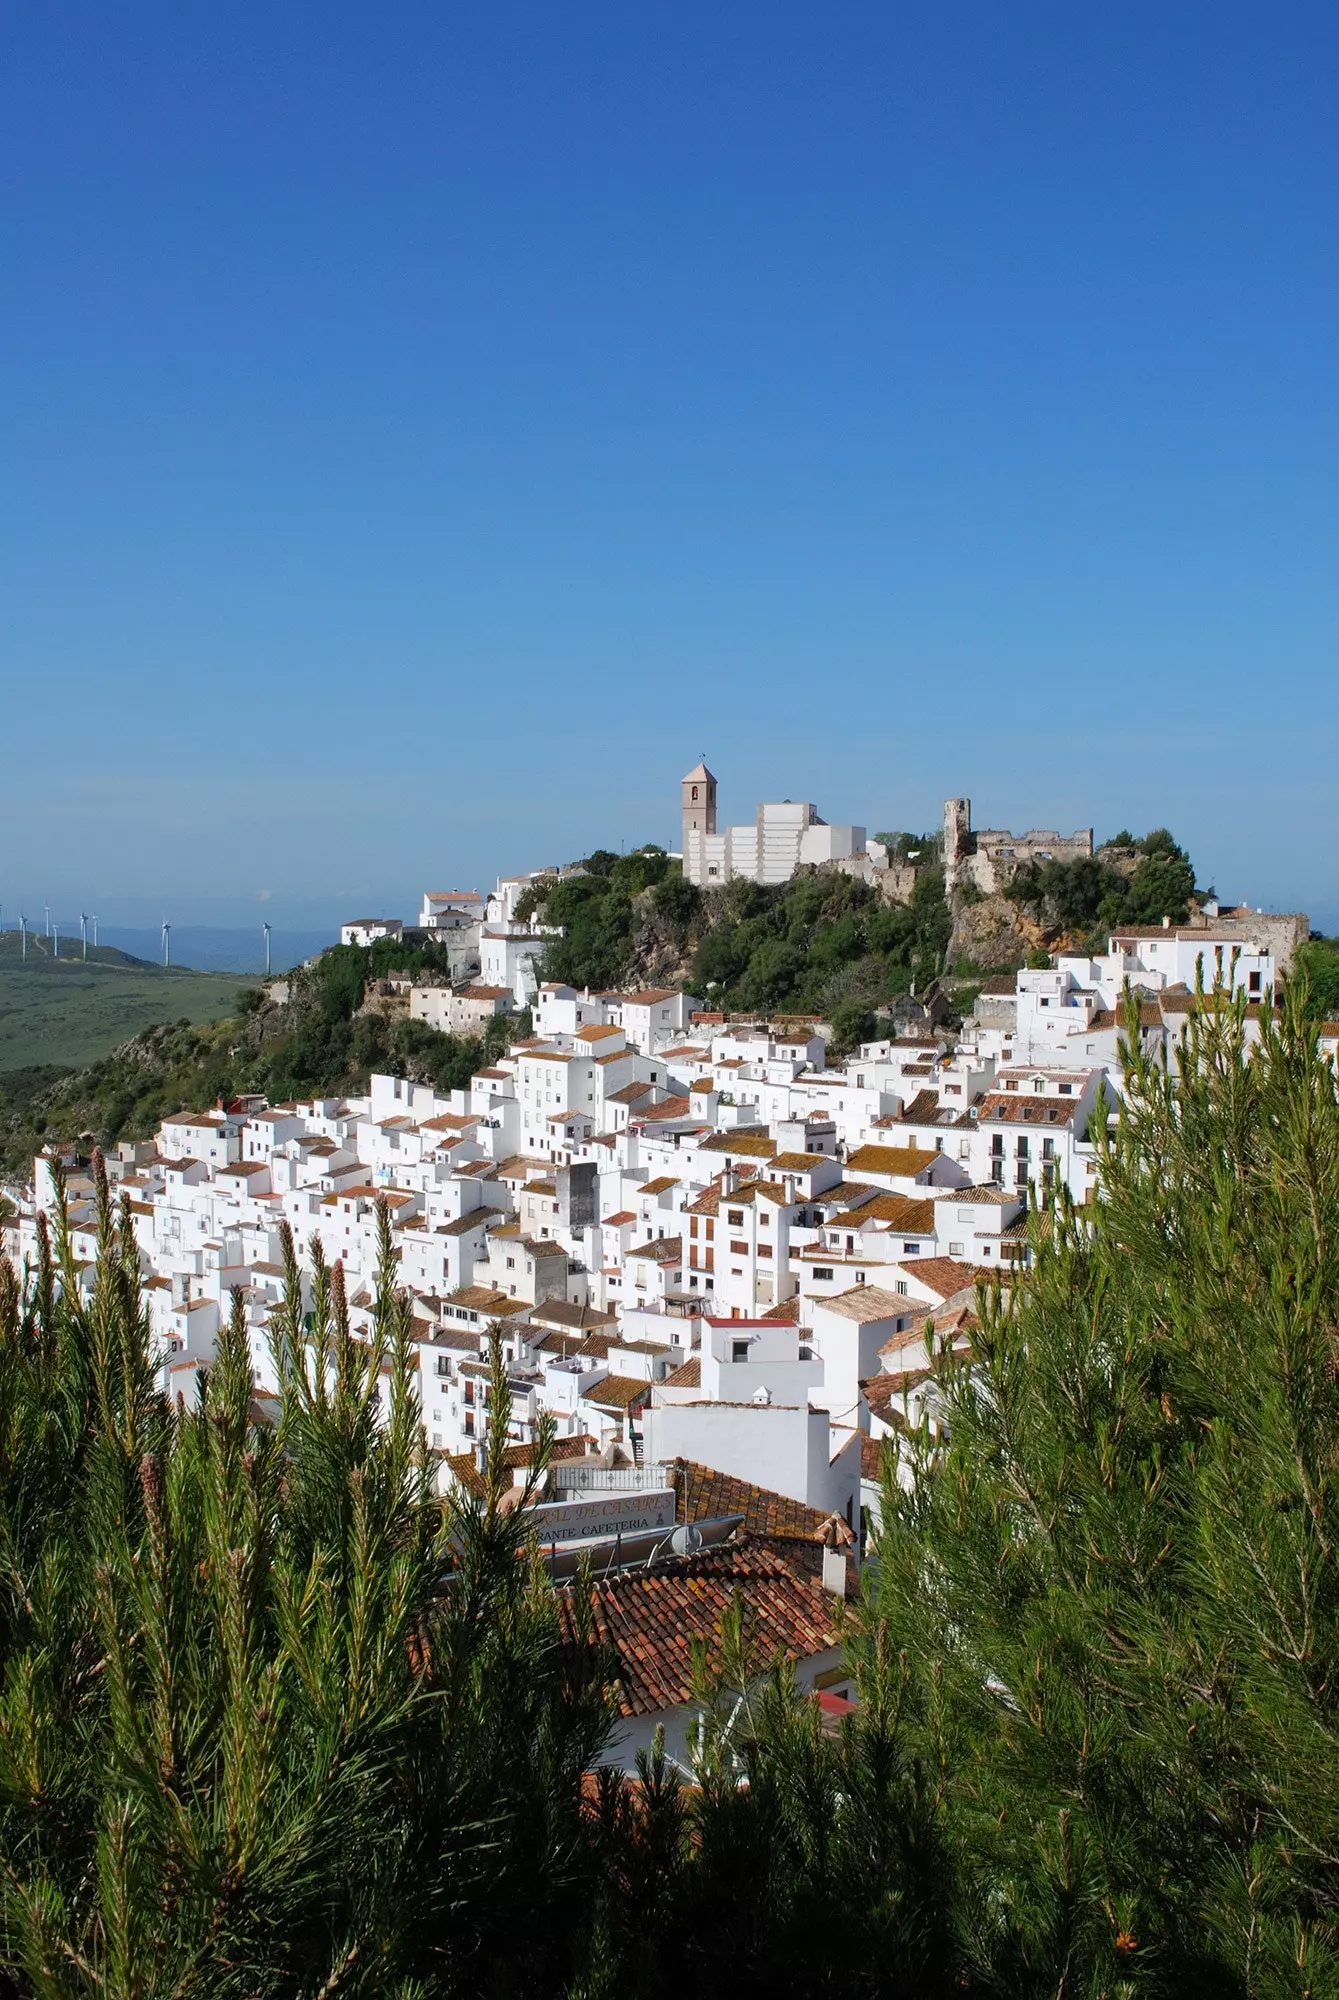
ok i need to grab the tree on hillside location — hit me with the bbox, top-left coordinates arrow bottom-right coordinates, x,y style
1010,827 -> 1197,937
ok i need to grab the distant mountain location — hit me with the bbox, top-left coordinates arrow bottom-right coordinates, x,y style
92,927 -> 338,975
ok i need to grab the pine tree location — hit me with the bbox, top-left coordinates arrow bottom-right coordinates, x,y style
0,1168 -> 609,1997
858,986 -> 1339,1996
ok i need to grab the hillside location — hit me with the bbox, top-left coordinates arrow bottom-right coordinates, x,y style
517,827 -> 1208,1044
0,935 -> 520,1180
6,824 -> 1317,1185
0,929 -> 248,1072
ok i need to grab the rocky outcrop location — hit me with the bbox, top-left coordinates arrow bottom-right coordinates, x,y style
947,895 -> 1037,971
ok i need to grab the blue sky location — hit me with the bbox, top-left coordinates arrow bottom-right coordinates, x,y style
4,2 -> 1337,931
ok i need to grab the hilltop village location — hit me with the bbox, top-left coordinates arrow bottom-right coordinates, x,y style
3,768 -> 1320,1763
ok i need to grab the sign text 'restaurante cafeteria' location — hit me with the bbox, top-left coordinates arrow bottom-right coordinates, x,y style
526,1489 -> 676,1545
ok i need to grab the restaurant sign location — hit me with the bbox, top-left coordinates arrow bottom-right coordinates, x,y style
526,1488 -> 677,1546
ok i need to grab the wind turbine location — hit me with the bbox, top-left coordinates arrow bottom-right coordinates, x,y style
263,921 -> 272,977
52,919 -> 59,960
161,920 -> 172,968
80,913 -> 88,961
91,914 -> 98,947
44,903 -> 50,938
19,913 -> 26,961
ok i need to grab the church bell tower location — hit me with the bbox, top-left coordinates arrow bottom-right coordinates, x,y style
681,761 -> 717,886
681,761 -> 717,843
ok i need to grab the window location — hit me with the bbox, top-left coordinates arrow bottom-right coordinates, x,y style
727,1208 -> 744,1227
902,1241 -> 919,1254
814,1266 -> 833,1281
895,1280 -> 908,1295
731,1340 -> 749,1363
855,1271 -> 866,1285
730,1240 -> 748,1256
949,1239 -> 964,1256
435,1356 -> 452,1378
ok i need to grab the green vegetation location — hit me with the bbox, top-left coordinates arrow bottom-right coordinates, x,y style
1296,934 -> 1339,1021
0,1192 -> 610,1995
864,990 -> 1339,1991
5,993 -> 1339,1993
524,849 -> 952,1021
526,847 -> 682,989
0,940 -> 523,1177
0,929 -> 246,1072
1008,826 -> 1197,938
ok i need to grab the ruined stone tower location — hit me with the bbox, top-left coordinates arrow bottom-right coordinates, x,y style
943,797 -> 973,894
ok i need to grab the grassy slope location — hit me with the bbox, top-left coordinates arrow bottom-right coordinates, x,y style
0,932 -> 246,1072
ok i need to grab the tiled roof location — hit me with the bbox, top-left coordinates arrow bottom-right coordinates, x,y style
874,1089 -> 962,1127
607,1082 -> 657,1105
934,1185 -> 1019,1206
671,1461 -> 839,1545
442,1285 -> 530,1317
825,1195 -> 935,1233
558,1542 -> 837,1717
528,1298 -> 618,1332
627,1237 -> 682,1264
844,1144 -> 940,1177
978,1095 -> 1082,1126
660,1356 -> 701,1389
815,1285 -> 909,1323
442,1433 -> 596,1498
698,1131 -> 776,1158
891,1256 -> 979,1301
434,1211 -> 490,1236
581,1373 -> 652,1411
762,1296 -> 801,1323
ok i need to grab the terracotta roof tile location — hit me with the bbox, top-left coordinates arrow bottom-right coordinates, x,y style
558,1540 -> 837,1716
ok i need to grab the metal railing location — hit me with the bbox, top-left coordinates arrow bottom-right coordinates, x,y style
550,1460 -> 671,1494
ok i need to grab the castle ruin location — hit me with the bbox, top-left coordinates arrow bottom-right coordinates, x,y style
943,798 -> 1093,897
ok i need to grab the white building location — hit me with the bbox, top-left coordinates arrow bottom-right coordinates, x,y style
680,763 -> 869,889
339,918 -> 403,948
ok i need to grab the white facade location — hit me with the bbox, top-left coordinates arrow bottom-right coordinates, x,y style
680,764 -> 868,889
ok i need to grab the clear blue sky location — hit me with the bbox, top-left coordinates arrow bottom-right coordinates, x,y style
4,2 -> 1337,931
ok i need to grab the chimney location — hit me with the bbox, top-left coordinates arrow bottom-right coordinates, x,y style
821,1546 -> 847,1597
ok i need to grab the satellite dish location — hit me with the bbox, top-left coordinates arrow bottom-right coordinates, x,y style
669,1524 -> 703,1556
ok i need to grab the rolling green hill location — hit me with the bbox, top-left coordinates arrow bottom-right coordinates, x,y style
0,930 -> 246,1072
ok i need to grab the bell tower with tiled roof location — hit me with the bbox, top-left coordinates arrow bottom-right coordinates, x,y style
681,760 -> 717,852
